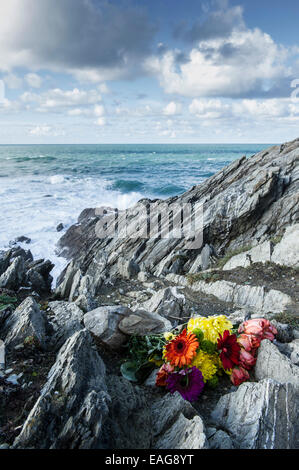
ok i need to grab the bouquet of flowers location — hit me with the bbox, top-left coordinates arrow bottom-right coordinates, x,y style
155,315 -> 277,402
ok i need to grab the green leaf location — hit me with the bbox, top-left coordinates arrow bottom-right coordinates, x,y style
120,361 -> 139,382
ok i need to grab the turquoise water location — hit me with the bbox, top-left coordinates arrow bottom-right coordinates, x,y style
0,143 -> 270,279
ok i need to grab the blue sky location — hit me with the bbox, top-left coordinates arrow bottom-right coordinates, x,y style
0,0 -> 299,144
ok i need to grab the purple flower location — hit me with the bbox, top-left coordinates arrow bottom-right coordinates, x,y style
166,366 -> 205,402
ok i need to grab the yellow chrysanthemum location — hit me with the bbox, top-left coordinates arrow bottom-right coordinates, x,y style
189,350 -> 217,382
187,315 -> 233,343
164,332 -> 175,342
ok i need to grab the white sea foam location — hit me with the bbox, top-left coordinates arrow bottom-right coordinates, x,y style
0,174 -> 143,285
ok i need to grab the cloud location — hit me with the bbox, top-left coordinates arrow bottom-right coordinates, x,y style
146,27 -> 291,98
174,2 -> 245,43
29,125 -> 65,137
0,0 -> 155,80
25,73 -> 42,88
163,101 -> 182,116
189,98 -> 229,118
21,87 -> 102,112
3,73 -> 23,89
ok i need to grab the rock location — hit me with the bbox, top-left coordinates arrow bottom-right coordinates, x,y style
255,340 -> 299,389
271,320 -> 294,343
3,297 -> 48,350
155,414 -> 208,449
208,429 -> 234,449
0,256 -> 25,290
144,368 -> 159,387
184,279 -> 293,314
26,259 -> 54,294
0,339 -> 5,370
13,330 -> 110,449
102,375 -> 152,449
211,379 -> 298,449
14,236 -> 31,244
48,301 -> 84,350
223,242 -> 271,270
57,139 -> 299,291
140,286 -> 186,321
118,309 -> 172,336
84,306 -> 130,350
56,223 -> 64,232
272,224 -> 299,268
137,271 -> 149,283
118,258 -> 140,279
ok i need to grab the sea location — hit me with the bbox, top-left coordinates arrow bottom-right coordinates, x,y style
0,143 -> 270,282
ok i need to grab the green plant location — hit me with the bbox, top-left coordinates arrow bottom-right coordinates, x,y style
0,294 -> 17,312
186,272 -> 220,285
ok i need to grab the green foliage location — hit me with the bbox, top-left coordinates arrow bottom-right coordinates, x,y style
200,340 -> 217,354
192,328 -> 204,343
0,294 -> 17,312
207,375 -> 219,389
186,272 -> 220,285
121,333 -> 166,383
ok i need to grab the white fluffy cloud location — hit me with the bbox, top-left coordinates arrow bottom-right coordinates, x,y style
163,101 -> 181,115
29,125 -> 65,137
21,87 -> 102,112
25,73 -> 42,88
146,28 -> 291,98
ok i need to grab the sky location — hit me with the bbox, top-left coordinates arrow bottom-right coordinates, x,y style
0,0 -> 299,144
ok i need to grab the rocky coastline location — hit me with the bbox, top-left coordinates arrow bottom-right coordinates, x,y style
0,138 -> 299,449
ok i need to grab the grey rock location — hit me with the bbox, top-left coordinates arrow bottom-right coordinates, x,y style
57,139 -> 299,294
103,375 -> 152,449
211,379 -> 298,449
3,297 -> 48,350
56,223 -> 64,232
271,320 -> 294,343
255,340 -> 299,389
0,256 -> 25,290
13,330 -> 110,449
144,368 -> 159,387
208,430 -> 234,449
84,305 -> 130,350
118,258 -> 140,279
48,301 -> 84,350
154,414 -> 208,449
118,309 -> 172,335
0,339 -> 5,370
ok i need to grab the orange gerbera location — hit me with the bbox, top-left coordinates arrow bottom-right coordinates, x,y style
165,329 -> 199,368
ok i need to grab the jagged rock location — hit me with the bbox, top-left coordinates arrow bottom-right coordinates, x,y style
208,429 -> 234,449
271,320 -> 294,343
276,339 -> 299,365
154,414 -> 208,449
150,392 -> 208,449
13,330 -> 110,449
56,223 -> 64,232
48,301 -> 84,350
118,258 -> 140,279
56,139 -> 299,294
2,297 -> 48,350
26,259 -> 54,294
272,224 -> 299,268
211,379 -> 298,449
140,287 -> 186,321
102,375 -> 152,449
84,306 -> 130,350
254,340 -> 299,389
118,309 -> 172,335
0,256 -> 25,291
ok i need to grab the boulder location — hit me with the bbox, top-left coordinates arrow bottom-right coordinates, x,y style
211,379 -> 298,449
13,330 -> 110,449
271,224 -> 299,268
3,297 -> 48,350
84,305 -> 130,350
254,340 -> 299,389
118,309 -> 172,336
